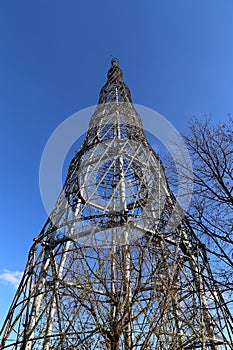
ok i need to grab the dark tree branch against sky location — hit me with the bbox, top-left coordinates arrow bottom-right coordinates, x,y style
184,117 -> 233,297
0,0 -> 232,327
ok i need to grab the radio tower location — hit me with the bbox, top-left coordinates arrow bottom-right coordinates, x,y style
0,59 -> 232,350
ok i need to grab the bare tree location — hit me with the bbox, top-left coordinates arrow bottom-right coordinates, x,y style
183,116 -> 233,297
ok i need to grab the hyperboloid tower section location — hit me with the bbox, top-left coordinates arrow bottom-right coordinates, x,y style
0,59 -> 233,349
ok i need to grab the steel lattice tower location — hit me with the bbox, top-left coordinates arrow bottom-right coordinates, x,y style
0,59 -> 232,350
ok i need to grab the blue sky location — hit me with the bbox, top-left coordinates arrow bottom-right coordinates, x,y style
0,0 -> 232,325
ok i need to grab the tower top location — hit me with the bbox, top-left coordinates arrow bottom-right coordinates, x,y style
111,57 -> 119,66
98,58 -> 133,104
88,58 -> 143,134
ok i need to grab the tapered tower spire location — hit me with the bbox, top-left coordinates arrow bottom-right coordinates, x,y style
0,60 -> 232,349
98,58 -> 132,103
